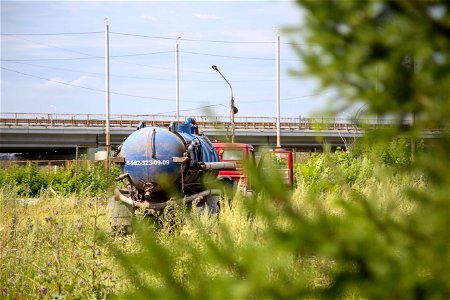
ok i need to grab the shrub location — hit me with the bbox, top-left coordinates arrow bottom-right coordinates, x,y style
0,162 -> 121,197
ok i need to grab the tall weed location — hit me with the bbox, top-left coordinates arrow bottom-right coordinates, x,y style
0,193 -> 124,299
108,139 -> 448,299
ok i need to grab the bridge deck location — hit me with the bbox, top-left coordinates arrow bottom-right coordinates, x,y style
0,113 -> 445,154
1,112 -> 399,130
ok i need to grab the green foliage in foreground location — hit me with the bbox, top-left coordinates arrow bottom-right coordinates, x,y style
1,140 -> 448,299
107,144 -> 448,299
290,0 -> 449,126
0,162 -> 121,197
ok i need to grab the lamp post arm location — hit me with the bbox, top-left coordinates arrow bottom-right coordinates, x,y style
215,69 -> 233,100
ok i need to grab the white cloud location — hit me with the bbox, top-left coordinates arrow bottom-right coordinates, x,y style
140,15 -> 160,23
44,77 -> 68,88
43,76 -> 95,90
194,13 -> 219,20
70,76 -> 90,86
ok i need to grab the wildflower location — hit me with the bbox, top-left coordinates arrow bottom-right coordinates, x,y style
38,286 -> 48,295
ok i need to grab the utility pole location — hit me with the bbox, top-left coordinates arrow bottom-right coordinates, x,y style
275,29 -> 281,148
105,18 -> 111,176
176,37 -> 181,121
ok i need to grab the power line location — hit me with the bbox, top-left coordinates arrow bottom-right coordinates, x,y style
4,60 -> 181,81
2,66 -> 316,103
4,34 -> 175,65
110,31 -> 274,44
1,57 -> 102,62
242,92 -> 332,103
4,61 -> 157,80
180,50 -> 303,62
109,32 -> 176,41
112,51 -> 173,58
4,33 -> 301,69
153,104 -> 228,116
1,32 -> 102,36
3,34 -> 177,72
6,34 -> 101,58
2,31 -> 311,47
1,51 -> 173,62
111,31 -> 311,46
0,66 -> 182,101
2,49 -> 301,62
5,61 -> 299,82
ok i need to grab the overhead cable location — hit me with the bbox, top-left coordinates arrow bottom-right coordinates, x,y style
1,49 -> 302,62
4,34 -> 300,63
153,104 -> 229,116
1,32 -> 103,36
244,92 -> 332,103
2,66 -> 312,103
2,31 -> 310,46
6,34 -> 100,58
6,61 -> 298,82
0,66 -> 182,102
110,31 -> 273,44
110,31 -> 311,46
1,51 -> 173,62
180,50 -> 303,61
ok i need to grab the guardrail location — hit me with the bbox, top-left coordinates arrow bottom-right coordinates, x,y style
1,112 -> 403,131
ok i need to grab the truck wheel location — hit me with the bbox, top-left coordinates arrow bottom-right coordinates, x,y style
197,195 -> 220,215
206,195 -> 220,214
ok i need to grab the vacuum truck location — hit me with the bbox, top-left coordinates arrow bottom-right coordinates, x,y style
108,118 -> 235,232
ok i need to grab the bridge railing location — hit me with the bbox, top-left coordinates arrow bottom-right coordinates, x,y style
6,113 -> 444,132
1,112 -> 403,131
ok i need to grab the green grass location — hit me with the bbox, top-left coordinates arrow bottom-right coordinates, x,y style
0,189 -> 131,299
1,143 -> 448,299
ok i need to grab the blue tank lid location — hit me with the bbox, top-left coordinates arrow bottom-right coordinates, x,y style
177,117 -> 197,134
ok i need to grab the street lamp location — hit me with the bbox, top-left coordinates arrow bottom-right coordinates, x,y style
212,65 -> 237,143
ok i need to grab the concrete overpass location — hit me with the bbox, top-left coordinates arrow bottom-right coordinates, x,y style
0,125 -> 362,150
0,112 -> 442,159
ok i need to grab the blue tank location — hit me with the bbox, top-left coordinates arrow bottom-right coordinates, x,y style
119,126 -> 186,191
115,118 -> 220,194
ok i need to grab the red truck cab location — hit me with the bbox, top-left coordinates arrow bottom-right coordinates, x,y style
259,148 -> 294,187
212,142 -> 295,194
212,142 -> 255,192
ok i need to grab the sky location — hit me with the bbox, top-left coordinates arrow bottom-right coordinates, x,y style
1,1 -> 333,120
